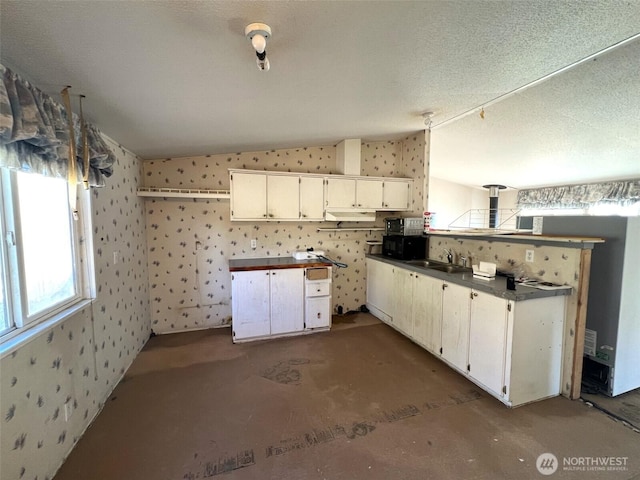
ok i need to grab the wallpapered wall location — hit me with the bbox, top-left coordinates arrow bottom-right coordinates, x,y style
428,235 -> 584,397
144,133 -> 426,334
0,137 -> 151,480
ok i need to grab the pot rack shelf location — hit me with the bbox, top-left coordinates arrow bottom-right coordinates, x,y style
137,187 -> 230,199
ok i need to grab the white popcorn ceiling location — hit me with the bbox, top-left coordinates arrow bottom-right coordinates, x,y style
1,1 -> 639,188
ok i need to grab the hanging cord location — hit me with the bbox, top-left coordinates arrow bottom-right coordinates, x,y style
316,254 -> 348,269
78,95 -> 90,190
60,86 -> 78,219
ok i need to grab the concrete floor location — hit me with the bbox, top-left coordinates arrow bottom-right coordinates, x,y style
54,314 -> 640,480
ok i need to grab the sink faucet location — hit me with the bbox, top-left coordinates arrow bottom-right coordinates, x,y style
444,249 -> 453,264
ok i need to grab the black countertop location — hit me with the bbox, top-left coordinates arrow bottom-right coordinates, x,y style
366,254 -> 572,302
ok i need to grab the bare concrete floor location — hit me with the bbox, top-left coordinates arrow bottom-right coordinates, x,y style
54,314 -> 640,480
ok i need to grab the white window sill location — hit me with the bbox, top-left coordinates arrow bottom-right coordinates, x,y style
0,299 -> 93,359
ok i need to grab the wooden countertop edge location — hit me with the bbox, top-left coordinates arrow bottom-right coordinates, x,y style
229,260 -> 332,272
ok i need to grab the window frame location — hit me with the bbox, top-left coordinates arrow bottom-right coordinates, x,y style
0,168 -> 95,345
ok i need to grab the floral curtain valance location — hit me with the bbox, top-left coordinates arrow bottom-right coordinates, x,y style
517,179 -> 640,209
0,64 -> 114,186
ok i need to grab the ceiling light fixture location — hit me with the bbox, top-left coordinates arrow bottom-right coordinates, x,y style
245,23 -> 271,71
422,111 -> 434,128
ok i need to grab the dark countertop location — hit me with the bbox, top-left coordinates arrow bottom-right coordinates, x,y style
426,230 -> 604,249
366,254 -> 572,302
229,256 -> 333,272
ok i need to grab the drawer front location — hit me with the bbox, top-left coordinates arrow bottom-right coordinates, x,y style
306,296 -> 331,329
306,282 -> 331,297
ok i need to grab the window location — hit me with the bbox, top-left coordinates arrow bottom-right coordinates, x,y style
0,168 -> 92,341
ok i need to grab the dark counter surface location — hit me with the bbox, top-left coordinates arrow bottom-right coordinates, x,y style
229,256 -> 333,272
366,254 -> 572,302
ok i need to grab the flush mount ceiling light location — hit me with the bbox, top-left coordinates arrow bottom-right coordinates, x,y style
245,22 -> 271,71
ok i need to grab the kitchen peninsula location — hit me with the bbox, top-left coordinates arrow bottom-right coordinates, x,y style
229,257 -> 333,343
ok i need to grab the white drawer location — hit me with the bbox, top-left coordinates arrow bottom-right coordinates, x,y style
306,282 -> 331,297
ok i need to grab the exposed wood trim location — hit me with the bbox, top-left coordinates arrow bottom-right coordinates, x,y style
570,248 -> 592,399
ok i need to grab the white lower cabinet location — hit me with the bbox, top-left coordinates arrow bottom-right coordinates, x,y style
468,291 -> 510,397
365,258 -> 395,323
305,267 -> 332,329
441,282 -> 471,373
366,258 -> 566,406
392,268 -> 415,337
270,269 -> 305,335
412,273 -> 443,354
232,266 -> 331,342
231,270 -> 272,340
232,268 -> 304,341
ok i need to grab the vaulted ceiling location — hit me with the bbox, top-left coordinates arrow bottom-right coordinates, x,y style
1,1 -> 639,188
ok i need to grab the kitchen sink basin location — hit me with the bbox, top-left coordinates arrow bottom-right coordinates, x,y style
428,264 -> 472,274
404,259 -> 447,268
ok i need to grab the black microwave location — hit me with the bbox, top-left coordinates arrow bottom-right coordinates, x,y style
382,235 -> 427,260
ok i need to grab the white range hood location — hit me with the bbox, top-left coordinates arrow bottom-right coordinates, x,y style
325,139 -> 377,222
325,209 -> 376,222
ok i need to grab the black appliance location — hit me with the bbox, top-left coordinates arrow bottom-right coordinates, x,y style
382,235 -> 427,260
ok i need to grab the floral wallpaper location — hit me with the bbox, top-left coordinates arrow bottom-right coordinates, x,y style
428,235 -> 584,397
143,135 -> 426,334
0,137 -> 150,480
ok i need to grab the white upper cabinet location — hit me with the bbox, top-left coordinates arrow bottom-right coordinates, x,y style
300,176 -> 325,220
230,172 -> 267,220
267,175 -> 300,220
382,180 -> 411,210
326,177 -> 356,209
356,179 -> 384,209
230,169 -> 412,221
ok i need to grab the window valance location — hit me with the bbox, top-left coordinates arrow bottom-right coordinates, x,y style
0,64 -> 114,186
517,179 -> 640,210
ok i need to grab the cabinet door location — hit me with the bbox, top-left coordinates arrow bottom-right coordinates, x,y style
326,178 -> 356,209
306,296 -> 331,329
412,273 -> 443,353
383,180 -> 411,210
300,176 -> 325,220
366,259 -> 395,322
270,268 -> 304,335
441,282 -> 470,372
231,172 -> 267,220
232,270 -> 270,340
267,175 -> 300,220
468,291 -> 509,396
392,268 -> 414,337
356,179 -> 383,209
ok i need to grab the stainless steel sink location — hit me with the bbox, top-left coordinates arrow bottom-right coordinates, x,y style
404,259 -> 447,268
428,264 -> 472,274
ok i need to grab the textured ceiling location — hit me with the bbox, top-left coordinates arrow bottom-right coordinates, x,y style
1,1 -> 639,188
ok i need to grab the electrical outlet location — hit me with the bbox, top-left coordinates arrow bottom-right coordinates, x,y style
113,251 -> 119,264
64,402 -> 71,422
251,239 -> 257,249
525,250 -> 534,263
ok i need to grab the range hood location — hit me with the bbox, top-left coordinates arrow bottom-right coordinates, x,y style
325,209 -> 376,222
325,139 -> 376,222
